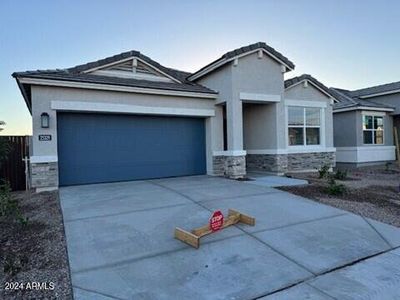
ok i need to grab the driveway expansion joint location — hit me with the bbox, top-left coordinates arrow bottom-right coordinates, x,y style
390,247 -> 400,257
249,212 -> 349,235
150,180 -> 318,276
64,202 -> 191,223
72,232 -> 248,274
362,216 -> 394,248
304,283 -> 338,300
252,246 -> 400,300
73,285 -> 126,300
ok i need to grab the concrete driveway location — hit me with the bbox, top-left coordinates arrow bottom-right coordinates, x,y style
59,176 -> 400,300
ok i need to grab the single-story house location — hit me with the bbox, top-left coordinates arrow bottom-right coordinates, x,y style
12,42 -> 356,192
331,83 -> 399,167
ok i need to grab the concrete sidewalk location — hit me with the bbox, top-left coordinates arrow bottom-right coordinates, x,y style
60,176 -> 400,300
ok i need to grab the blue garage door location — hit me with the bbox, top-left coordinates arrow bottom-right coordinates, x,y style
57,113 -> 206,186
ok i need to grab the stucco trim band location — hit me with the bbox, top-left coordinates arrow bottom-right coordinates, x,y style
213,150 -> 247,156
240,92 -> 281,102
333,106 -> 394,113
246,147 -> 336,155
336,146 -> 396,163
285,99 -> 328,108
51,101 -> 216,117
30,155 -> 58,163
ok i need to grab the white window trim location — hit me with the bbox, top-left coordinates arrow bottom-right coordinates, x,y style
286,106 -> 325,149
285,99 -> 327,108
361,113 -> 385,145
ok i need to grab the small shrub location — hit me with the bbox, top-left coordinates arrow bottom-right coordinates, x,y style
325,176 -> 346,196
334,169 -> 348,180
318,164 -> 330,179
385,162 -> 391,172
0,182 -> 28,225
3,253 -> 28,276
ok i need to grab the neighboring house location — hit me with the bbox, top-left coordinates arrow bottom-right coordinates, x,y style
331,83 -> 399,167
13,42 -> 338,191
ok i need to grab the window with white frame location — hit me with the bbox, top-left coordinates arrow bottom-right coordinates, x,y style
363,115 -> 384,144
288,107 -> 321,146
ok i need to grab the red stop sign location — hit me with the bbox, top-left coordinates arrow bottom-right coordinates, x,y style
210,210 -> 224,232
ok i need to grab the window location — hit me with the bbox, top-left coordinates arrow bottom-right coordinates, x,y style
288,107 -> 321,146
363,115 -> 384,144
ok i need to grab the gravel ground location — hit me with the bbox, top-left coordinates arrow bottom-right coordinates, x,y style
0,191 -> 73,300
281,164 -> 400,227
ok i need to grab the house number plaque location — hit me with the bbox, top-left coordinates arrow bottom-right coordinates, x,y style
38,135 -> 52,141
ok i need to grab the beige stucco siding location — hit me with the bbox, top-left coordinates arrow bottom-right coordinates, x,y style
231,52 -> 284,96
30,85 -> 217,173
243,103 -> 278,150
366,93 -> 400,115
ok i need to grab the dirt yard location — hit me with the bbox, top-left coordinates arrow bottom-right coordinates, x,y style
0,190 -> 72,300
280,163 -> 400,227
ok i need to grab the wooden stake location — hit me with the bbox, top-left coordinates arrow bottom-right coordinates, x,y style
174,209 -> 255,249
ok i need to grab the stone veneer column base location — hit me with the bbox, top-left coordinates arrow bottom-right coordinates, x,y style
212,155 -> 246,179
30,162 -> 59,191
247,151 -> 335,173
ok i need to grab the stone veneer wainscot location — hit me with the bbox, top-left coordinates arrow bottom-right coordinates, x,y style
247,152 -> 335,174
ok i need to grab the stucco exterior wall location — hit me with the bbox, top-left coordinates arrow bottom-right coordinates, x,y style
334,110 -> 395,164
243,103 -> 277,150
198,51 -> 288,177
285,82 -> 329,101
232,52 -> 284,151
231,52 -> 284,96
366,93 -> 400,115
30,85 -> 218,177
197,63 -> 233,105
333,111 -> 358,147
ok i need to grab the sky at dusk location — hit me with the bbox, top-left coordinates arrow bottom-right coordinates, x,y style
1,0 -> 399,135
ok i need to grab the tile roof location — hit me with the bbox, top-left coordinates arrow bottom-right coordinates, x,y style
13,71 -> 215,94
222,42 -> 295,70
284,74 -> 336,99
349,80 -> 400,98
284,75 -> 395,111
12,50 -> 216,95
331,88 -> 394,111
189,42 -> 295,80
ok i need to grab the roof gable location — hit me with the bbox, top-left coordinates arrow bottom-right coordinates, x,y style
87,56 -> 179,83
284,74 -> 338,101
188,42 -> 295,81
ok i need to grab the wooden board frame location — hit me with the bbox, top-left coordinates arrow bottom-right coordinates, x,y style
174,209 -> 255,249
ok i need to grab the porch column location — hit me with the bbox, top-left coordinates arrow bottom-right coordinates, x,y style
226,100 -> 243,151
211,100 -> 246,178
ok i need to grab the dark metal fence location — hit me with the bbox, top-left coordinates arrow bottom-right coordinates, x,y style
0,136 -> 30,191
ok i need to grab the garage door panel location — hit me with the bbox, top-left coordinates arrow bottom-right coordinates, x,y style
57,113 -> 206,186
